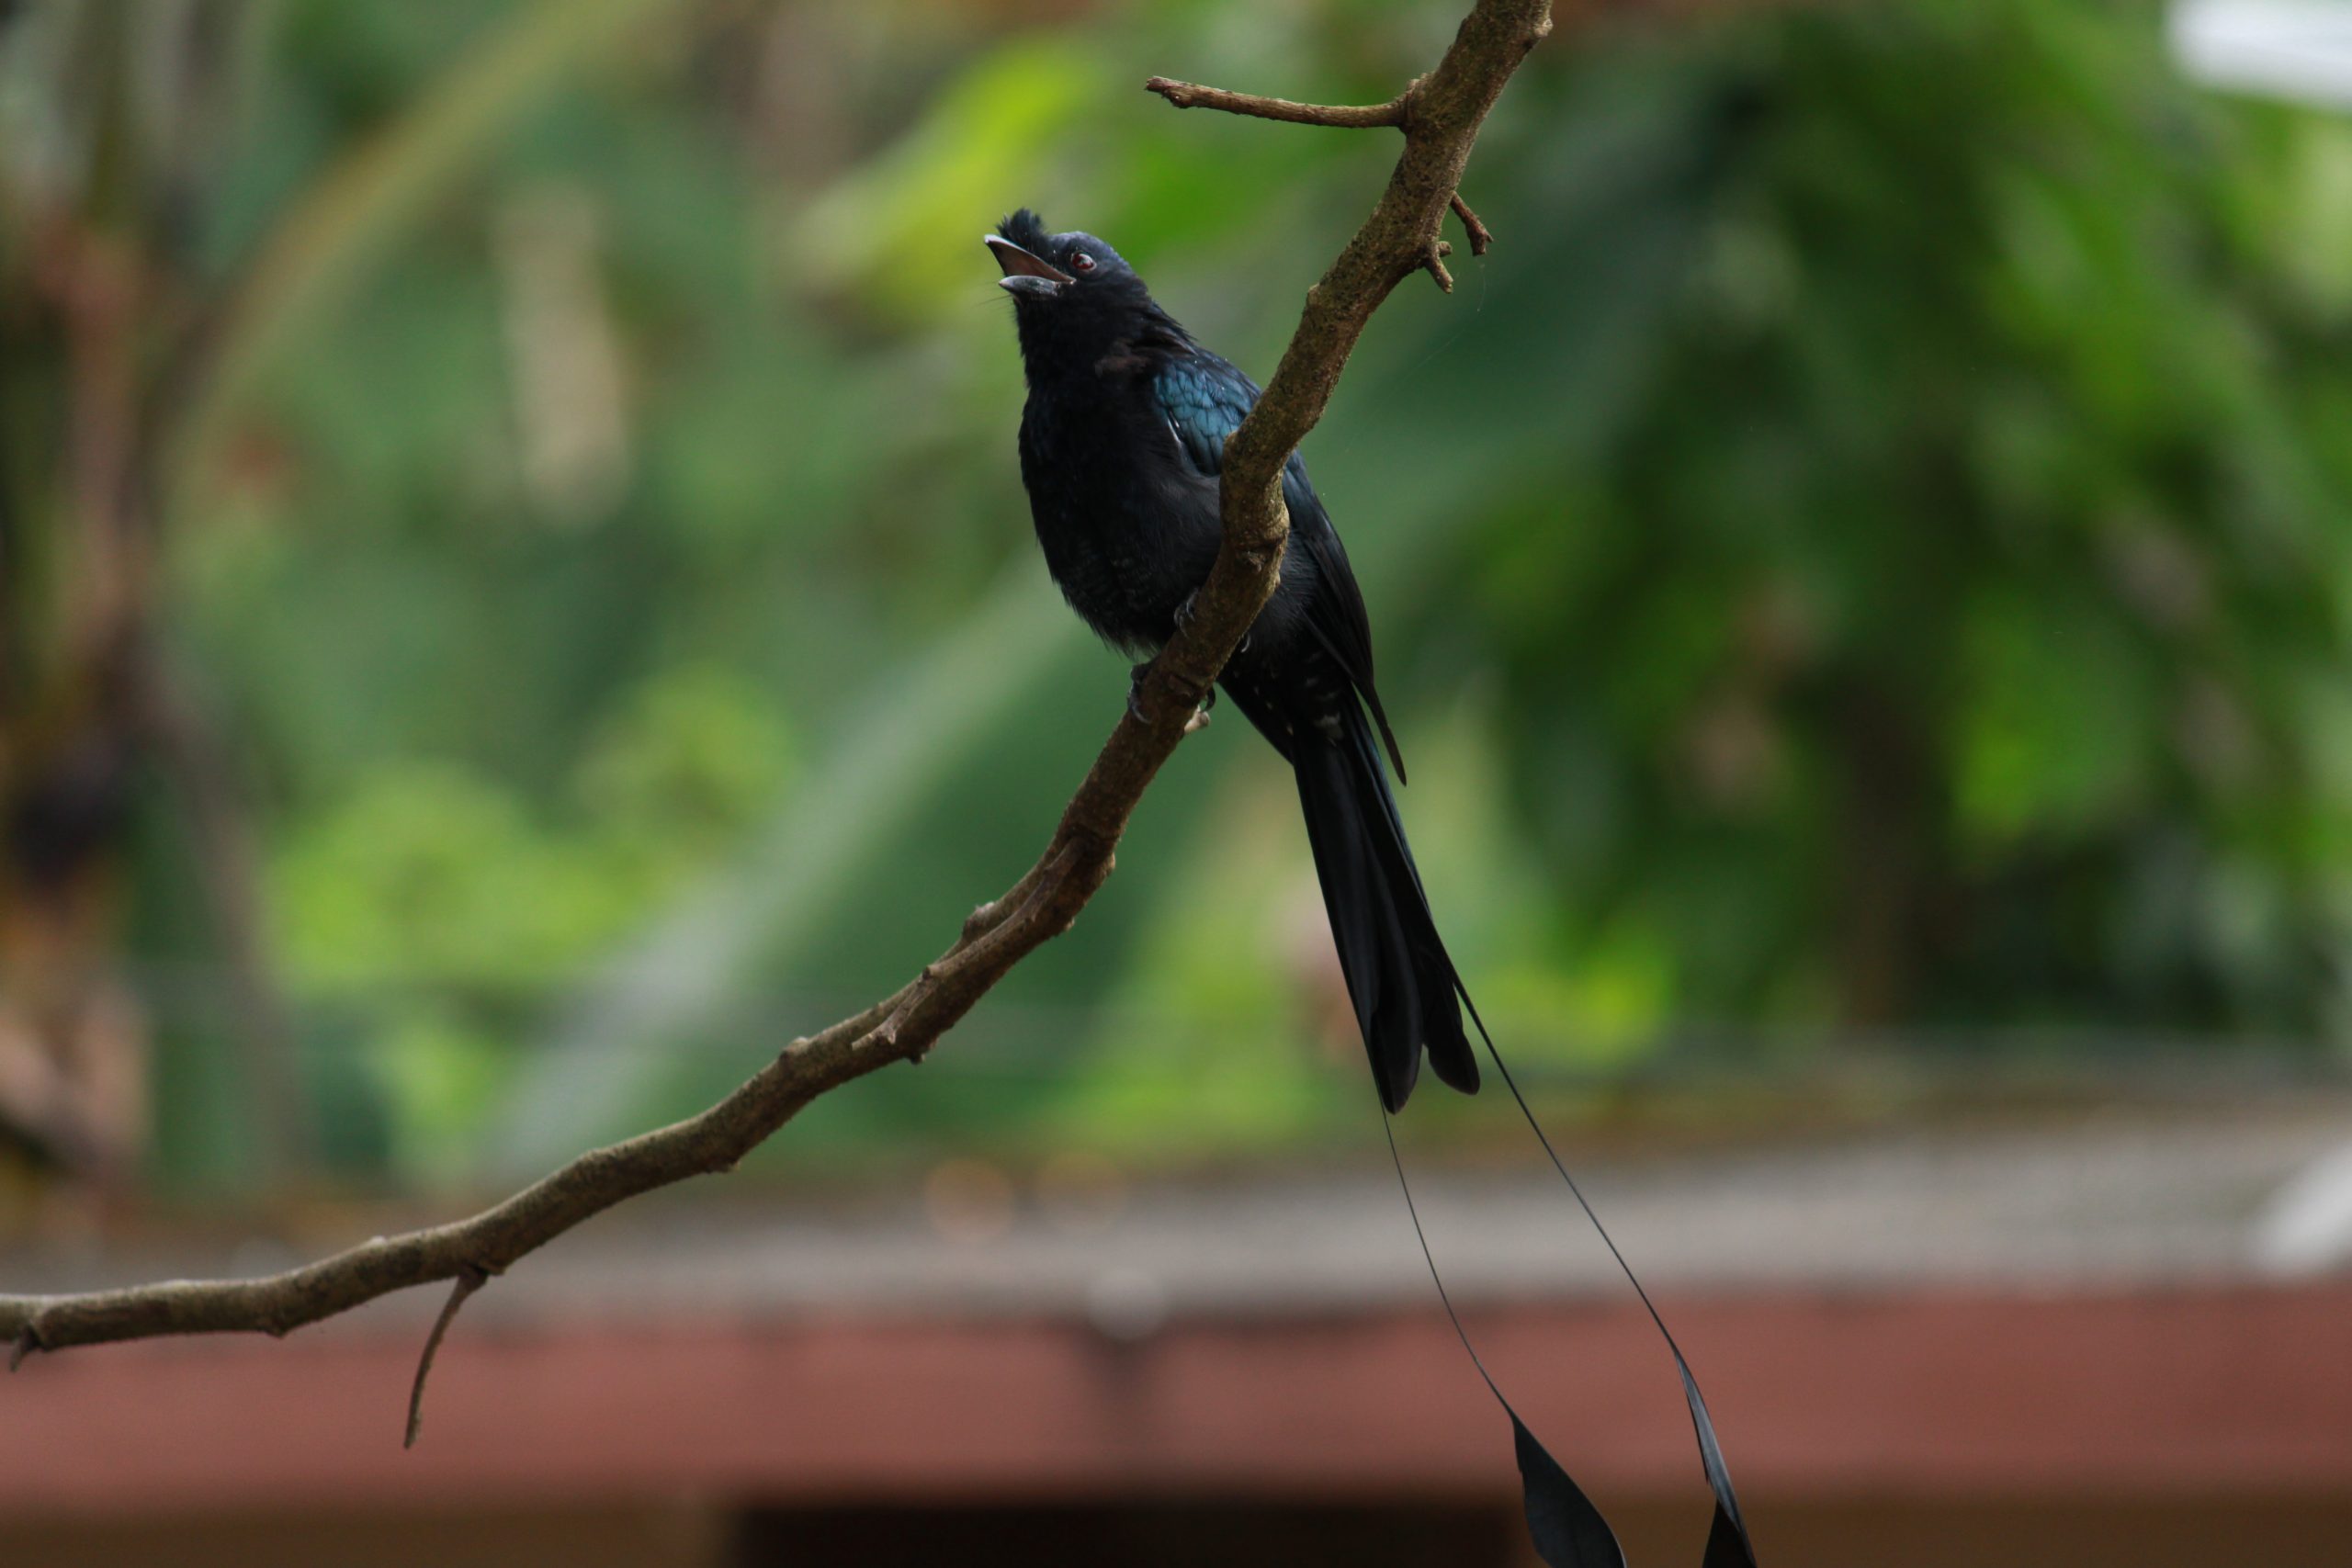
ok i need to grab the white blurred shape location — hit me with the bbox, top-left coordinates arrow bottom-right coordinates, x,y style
2252,1139 -> 2352,1274
2173,1 -> 2352,110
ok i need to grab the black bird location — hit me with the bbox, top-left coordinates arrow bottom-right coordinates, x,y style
989,209 -> 1477,1111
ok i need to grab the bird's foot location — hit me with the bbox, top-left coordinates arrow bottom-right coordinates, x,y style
1172,590 -> 1250,656
1128,660 -> 1216,729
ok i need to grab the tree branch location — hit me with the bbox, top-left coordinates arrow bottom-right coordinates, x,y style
0,0 -> 1554,1391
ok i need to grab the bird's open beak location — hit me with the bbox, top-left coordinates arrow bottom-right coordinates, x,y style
985,233 -> 1073,297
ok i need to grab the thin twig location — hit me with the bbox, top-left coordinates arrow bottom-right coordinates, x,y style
1144,76 -> 1406,128
1450,191 -> 1493,254
0,0 -> 1555,1399
1145,62 -> 1521,295
403,1263 -> 490,1449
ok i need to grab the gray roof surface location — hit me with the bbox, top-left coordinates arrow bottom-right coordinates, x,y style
16,1095 -> 2346,1331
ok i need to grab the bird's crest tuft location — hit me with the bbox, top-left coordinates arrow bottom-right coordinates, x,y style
997,208 -> 1052,255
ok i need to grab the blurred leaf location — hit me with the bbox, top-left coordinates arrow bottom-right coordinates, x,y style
797,35 -> 1112,323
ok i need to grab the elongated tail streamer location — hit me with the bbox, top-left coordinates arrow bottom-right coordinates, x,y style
1380,992 -> 1761,1566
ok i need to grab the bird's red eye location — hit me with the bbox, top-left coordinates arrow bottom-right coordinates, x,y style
1070,252 -> 1096,274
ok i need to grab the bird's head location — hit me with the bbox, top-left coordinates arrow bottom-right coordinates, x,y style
986,209 -> 1139,300
987,209 -> 1172,370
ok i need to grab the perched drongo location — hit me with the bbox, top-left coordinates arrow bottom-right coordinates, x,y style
989,210 -> 1476,1111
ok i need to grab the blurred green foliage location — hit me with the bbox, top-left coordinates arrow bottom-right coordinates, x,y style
6,0 -> 2352,1192
1471,2 -> 2352,1042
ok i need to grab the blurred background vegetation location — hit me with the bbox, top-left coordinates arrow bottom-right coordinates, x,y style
3,0 -> 2349,1209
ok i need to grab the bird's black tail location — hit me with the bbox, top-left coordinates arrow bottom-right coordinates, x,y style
1293,705 -> 1480,1111
1295,698 -> 1761,1565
